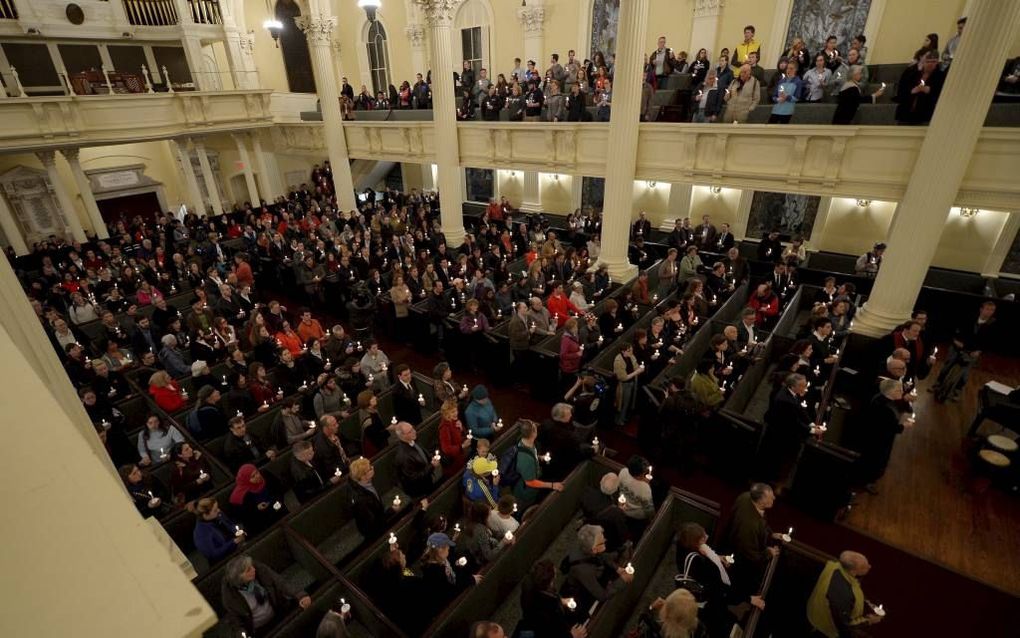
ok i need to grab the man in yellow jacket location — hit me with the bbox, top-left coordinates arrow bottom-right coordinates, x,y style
807,551 -> 884,637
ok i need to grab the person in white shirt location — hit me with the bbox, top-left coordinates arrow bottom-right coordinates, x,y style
569,281 -> 591,312
617,456 -> 654,520
487,495 -> 521,537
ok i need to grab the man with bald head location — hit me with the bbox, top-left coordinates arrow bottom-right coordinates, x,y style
808,550 -> 882,636
856,378 -> 914,495
394,421 -> 441,497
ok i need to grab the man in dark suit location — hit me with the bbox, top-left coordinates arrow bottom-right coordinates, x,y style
807,317 -> 838,377
758,373 -> 819,492
394,421 -> 441,497
734,308 -> 760,351
631,212 -> 652,240
695,215 -> 717,249
667,218 -> 692,249
757,230 -> 783,261
392,363 -> 423,425
720,483 -> 782,599
714,222 -> 735,252
222,416 -> 275,471
855,379 -> 912,495
290,440 -> 335,504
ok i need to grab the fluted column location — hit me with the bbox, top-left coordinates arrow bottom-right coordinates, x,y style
517,3 -> 546,67
0,190 -> 29,255
852,0 -> 1020,337
414,0 -> 467,247
62,148 -> 109,240
231,133 -> 261,205
36,151 -> 86,243
406,24 -> 428,75
192,139 -> 224,216
249,132 -> 276,202
690,0 -> 725,65
170,138 -> 206,215
296,6 -> 358,213
598,0 -> 649,281
667,183 -> 692,223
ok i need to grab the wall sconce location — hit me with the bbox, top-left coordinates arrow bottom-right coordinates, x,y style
646,181 -> 657,189
959,207 -> 979,218
710,186 -> 722,195
856,199 -> 871,207
553,174 -> 560,181
509,171 -> 516,177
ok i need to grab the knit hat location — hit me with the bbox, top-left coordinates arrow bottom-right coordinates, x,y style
470,384 -> 488,401
191,360 -> 208,376
196,385 -> 216,402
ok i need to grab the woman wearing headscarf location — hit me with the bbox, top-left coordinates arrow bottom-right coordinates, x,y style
229,464 -> 287,536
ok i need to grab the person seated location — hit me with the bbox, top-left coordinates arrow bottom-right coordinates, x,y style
487,494 -> 521,538
289,440 -> 335,504
420,533 -> 482,612
348,457 -> 405,540
560,524 -> 633,613
465,385 -> 499,439
633,589 -> 707,638
187,385 -> 228,440
675,522 -> 765,635
580,472 -> 630,551
223,415 -> 277,472
148,370 -> 187,413
220,555 -> 311,636
747,283 -> 779,326
193,497 -> 243,563
519,559 -> 587,638
617,456 -> 655,522
118,463 -> 171,518
315,597 -> 354,638
228,464 -> 287,536
462,501 -> 515,568
689,358 -> 724,414
137,415 -> 185,465
169,442 -> 213,505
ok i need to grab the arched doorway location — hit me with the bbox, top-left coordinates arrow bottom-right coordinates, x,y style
276,0 -> 316,93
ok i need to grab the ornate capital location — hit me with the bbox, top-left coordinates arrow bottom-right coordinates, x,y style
694,0 -> 724,18
61,148 -> 81,163
405,23 -> 426,48
295,15 -> 337,45
412,0 -> 460,27
517,6 -> 546,34
36,150 -> 56,167
239,32 -> 256,55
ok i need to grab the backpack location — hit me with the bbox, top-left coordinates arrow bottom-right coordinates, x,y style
498,444 -> 523,488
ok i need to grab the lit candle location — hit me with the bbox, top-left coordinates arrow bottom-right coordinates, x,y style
300,380 -> 308,390
272,501 -> 282,511
566,598 -> 577,610
388,532 -> 398,546
645,465 -> 653,480
340,598 -> 351,614
495,418 -> 504,430
541,452 -> 551,463
392,495 -> 402,508
235,525 -> 244,537
456,556 -> 468,567
512,503 -> 518,513
391,416 -> 398,426
334,467 -> 342,477
221,375 -> 228,386
462,384 -> 468,393
592,436 -> 600,448
467,432 -> 474,440
454,523 -> 462,533
724,554 -> 735,563
624,562 -> 635,575
783,527 -> 793,542
262,400 -> 269,408
198,469 -> 209,481
597,335 -> 604,345
491,469 -> 499,480
874,603 -> 885,617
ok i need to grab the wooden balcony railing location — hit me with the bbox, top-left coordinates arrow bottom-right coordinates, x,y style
187,0 -> 221,25
0,0 -> 18,20
123,0 -> 179,26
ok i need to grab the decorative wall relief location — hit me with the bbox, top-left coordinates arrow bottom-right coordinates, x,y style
581,176 -> 605,212
746,191 -> 821,240
590,0 -> 621,60
785,0 -> 872,58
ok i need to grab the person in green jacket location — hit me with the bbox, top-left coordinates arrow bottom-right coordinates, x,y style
807,551 -> 883,637
512,419 -> 564,511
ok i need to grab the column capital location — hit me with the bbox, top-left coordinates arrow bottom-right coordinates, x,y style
295,14 -> 337,45
60,148 -> 81,163
36,150 -> 56,167
694,0 -> 725,18
412,0 -> 460,27
517,6 -> 546,34
405,23 -> 426,48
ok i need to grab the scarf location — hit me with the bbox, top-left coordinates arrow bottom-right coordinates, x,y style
240,579 -> 269,605
229,463 -> 266,505
699,544 -> 731,586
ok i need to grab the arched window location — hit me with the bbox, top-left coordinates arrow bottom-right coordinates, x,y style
366,21 -> 390,95
276,0 -> 316,94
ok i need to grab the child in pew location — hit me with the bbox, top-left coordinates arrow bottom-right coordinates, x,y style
487,494 -> 521,539
461,501 -> 515,568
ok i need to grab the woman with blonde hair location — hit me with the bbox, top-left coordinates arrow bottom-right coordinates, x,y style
148,369 -> 187,412
438,398 -> 469,476
637,588 -> 707,638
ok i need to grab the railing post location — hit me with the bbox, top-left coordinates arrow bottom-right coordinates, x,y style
101,65 -> 115,95
10,66 -> 26,98
141,64 -> 155,93
162,65 -> 174,93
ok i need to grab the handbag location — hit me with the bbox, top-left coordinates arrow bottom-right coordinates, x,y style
674,552 -> 707,606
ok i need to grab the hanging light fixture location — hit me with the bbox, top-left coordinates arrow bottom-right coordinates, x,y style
358,0 -> 382,23
262,0 -> 283,47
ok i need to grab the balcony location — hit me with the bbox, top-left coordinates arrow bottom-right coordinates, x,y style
0,0 -> 16,20
123,0 -> 220,26
0,89 -> 272,152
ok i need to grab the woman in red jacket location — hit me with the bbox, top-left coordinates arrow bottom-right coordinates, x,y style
546,283 -> 581,327
748,282 -> 780,326
559,317 -> 584,385
438,399 -> 469,477
148,370 -> 187,413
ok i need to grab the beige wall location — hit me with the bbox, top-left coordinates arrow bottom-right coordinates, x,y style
870,0 -> 966,64
715,0 -> 777,59
933,207 -> 1011,272
690,185 -> 742,228
815,198 -> 897,255
539,172 -> 575,213
496,170 -> 524,207
632,180 -> 670,224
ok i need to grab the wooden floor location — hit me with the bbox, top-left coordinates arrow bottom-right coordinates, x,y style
842,353 -> 1020,597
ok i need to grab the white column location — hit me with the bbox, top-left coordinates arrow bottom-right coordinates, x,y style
690,0 -> 726,63
761,0 -> 794,68
296,4 -> 358,213
667,182 -> 692,223
250,132 -> 277,201
62,148 -> 110,240
415,0 -> 468,247
45,43 -> 71,95
421,163 -> 436,191
406,24 -> 428,76
170,139 -> 206,215
983,212 -> 1020,277
143,46 -> 162,83
181,35 -> 208,91
37,151 -> 87,243
806,196 -> 834,252
192,139 -> 224,216
598,0 -> 649,281
570,174 -> 583,212
853,0 -> 1020,337
862,0 -> 888,62
222,28 -> 248,90
0,191 -> 29,255
733,189 -> 754,240
521,172 -> 541,211
517,4 -> 546,66
231,133 -> 261,205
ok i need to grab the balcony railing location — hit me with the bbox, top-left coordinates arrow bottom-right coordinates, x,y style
123,0 -> 220,26
124,0 -> 178,26
0,0 -> 18,20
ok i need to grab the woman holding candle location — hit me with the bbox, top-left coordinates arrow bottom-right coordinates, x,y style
462,501 -> 514,568
438,399 -> 469,477
519,559 -> 589,638
137,415 -> 185,465
420,532 -> 482,612
432,361 -> 470,407
229,464 -> 286,536
465,385 -> 499,440
118,463 -> 171,518
357,390 -> 389,457
613,342 -> 644,427
169,442 -> 213,504
148,370 -> 188,413
193,497 -> 244,563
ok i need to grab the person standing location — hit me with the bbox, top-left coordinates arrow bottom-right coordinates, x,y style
855,379 -> 914,495
720,483 -> 782,599
768,61 -> 802,124
807,551 -> 883,637
933,301 -> 997,401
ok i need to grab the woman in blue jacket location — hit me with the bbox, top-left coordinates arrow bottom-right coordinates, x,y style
193,497 -> 243,563
768,61 -> 804,124
464,385 -> 499,439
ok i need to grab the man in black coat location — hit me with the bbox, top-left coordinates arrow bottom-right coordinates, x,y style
290,440 -> 336,504
758,373 -> 818,491
393,421 -> 441,497
855,379 -> 911,494
720,483 -> 781,599
311,415 -> 350,478
221,555 -> 311,636
392,363 -> 423,425
347,457 -> 403,540
222,416 -> 275,471
538,403 -> 596,481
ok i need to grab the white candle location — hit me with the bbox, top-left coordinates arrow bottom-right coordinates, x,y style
462,384 -> 469,393
418,393 -> 426,405
724,554 -> 735,563
272,501 -> 282,511
495,418 -> 504,430
492,469 -> 499,480
262,400 -> 269,408
566,598 -> 577,610
391,416 -> 398,425
624,562 -> 635,575
392,495 -> 402,508
618,494 -> 627,505
467,432 -> 474,440
340,599 -> 351,614
456,556 -> 468,567
505,530 -> 514,541
874,603 -> 885,617
334,467 -> 342,477
542,452 -> 551,463
235,525 -> 244,537
433,449 -> 441,462
454,523 -> 462,533
388,532 -> 397,545
198,469 -> 208,480
592,436 -> 599,448
512,503 -> 518,513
